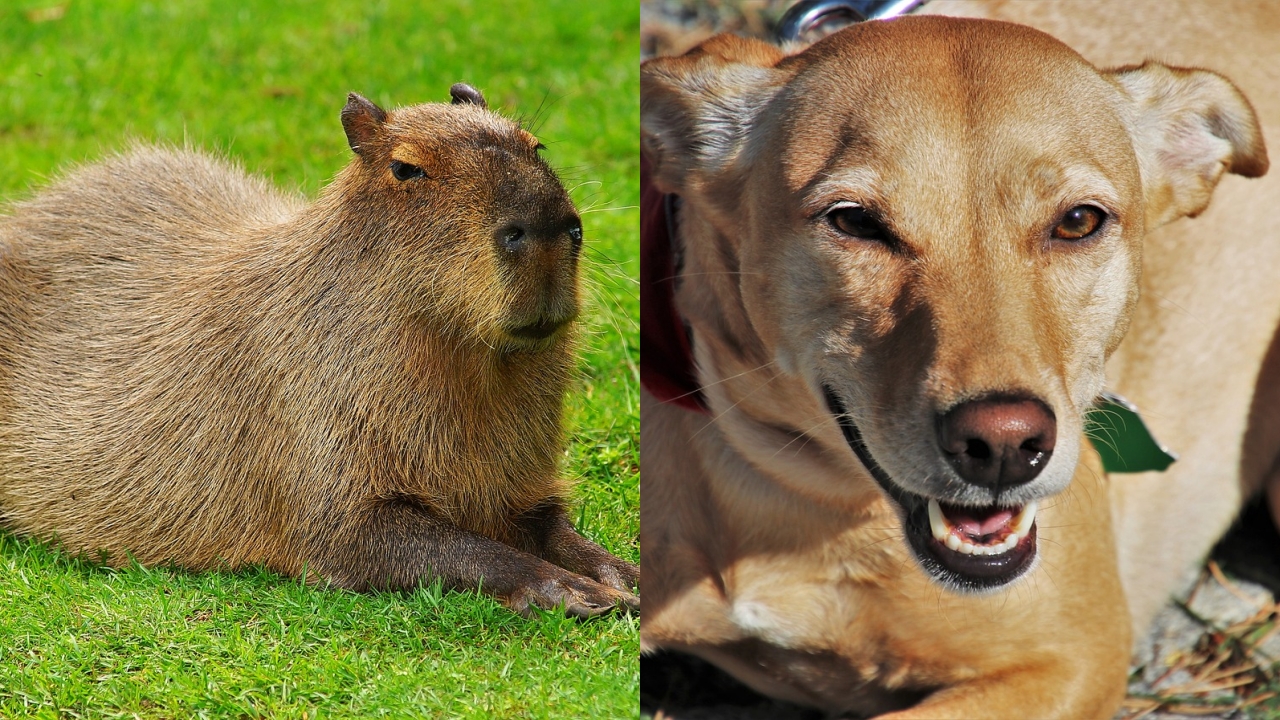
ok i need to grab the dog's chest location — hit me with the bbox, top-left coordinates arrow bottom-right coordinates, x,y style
706,548 -> 977,712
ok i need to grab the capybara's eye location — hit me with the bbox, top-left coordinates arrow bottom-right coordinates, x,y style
1052,205 -> 1106,240
390,160 -> 426,181
827,204 -> 889,243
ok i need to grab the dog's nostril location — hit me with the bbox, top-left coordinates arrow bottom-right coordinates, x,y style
937,395 -> 1057,490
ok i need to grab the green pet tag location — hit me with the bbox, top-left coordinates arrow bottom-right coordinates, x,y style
1084,391 -> 1178,473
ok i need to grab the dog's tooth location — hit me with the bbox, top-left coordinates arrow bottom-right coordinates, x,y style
1012,501 -> 1038,536
945,534 -> 961,551
959,541 -> 975,555
927,499 -> 950,541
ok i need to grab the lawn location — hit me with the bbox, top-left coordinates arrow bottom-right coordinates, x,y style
0,1 -> 639,717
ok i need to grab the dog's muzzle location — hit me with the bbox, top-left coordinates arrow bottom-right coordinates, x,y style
823,386 -> 1040,591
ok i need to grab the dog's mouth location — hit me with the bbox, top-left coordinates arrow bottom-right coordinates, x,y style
822,386 -> 1039,591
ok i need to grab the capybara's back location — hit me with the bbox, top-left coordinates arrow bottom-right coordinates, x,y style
0,147 -> 306,568
0,86 -> 639,617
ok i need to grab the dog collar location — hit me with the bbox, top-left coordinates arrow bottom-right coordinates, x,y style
640,153 -> 708,413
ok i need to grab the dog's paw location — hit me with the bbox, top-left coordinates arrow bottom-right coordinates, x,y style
506,571 -> 640,619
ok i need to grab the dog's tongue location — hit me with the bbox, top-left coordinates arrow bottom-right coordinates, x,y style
941,504 -> 1015,538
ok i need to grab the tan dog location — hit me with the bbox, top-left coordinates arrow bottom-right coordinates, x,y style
640,4 -> 1272,717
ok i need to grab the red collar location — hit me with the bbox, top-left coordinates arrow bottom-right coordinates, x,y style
640,154 -> 709,413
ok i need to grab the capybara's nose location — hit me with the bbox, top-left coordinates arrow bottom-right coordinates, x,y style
937,395 -> 1056,489
496,216 -> 583,259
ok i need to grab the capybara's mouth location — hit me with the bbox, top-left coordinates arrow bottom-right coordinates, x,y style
508,317 -> 569,341
823,386 -> 1039,590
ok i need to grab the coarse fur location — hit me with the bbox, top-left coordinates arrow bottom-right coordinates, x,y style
0,88 -> 639,618
641,4 -> 1272,718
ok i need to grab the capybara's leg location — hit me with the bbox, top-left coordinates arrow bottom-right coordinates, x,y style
513,503 -> 640,597
311,499 -> 635,618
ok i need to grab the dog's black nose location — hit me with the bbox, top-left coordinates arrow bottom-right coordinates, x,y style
937,395 -> 1056,489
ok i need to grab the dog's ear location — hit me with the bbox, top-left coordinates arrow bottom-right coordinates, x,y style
641,34 -> 791,195
1111,62 -> 1268,228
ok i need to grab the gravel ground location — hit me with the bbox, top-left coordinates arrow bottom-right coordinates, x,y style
639,3 -> 1280,717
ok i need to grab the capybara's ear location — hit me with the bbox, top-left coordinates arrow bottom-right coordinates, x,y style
641,34 -> 791,195
341,92 -> 388,156
1111,62 -> 1268,228
450,83 -> 488,109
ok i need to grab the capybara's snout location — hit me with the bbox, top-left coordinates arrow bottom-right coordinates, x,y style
496,196 -> 582,342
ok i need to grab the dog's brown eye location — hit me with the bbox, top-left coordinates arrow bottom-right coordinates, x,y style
1052,205 -> 1105,240
828,205 -> 889,242
390,160 -> 425,181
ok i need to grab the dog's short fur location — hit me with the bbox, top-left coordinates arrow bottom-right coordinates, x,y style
641,2 -> 1273,716
0,87 -> 639,618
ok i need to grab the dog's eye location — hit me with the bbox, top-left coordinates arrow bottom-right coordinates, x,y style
827,205 -> 889,243
390,160 -> 426,181
1052,205 -> 1105,240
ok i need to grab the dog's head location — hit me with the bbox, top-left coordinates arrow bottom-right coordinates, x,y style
641,17 -> 1266,590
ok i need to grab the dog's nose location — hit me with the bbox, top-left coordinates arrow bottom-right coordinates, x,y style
937,396 -> 1056,489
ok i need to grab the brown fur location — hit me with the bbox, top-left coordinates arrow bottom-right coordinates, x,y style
0,88 -> 638,618
641,9 -> 1268,718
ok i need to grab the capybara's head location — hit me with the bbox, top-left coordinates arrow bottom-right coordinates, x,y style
337,85 -> 582,351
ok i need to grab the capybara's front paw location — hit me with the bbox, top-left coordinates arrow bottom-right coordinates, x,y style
507,571 -> 640,619
588,556 -> 640,596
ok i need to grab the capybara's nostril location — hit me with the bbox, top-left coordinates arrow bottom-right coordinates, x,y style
567,222 -> 583,257
497,217 -> 581,258
499,224 -> 528,253
937,395 -> 1056,489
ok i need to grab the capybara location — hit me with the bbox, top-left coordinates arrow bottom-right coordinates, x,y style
0,84 -> 639,618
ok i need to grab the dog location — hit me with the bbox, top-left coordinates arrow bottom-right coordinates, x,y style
640,2 -> 1273,716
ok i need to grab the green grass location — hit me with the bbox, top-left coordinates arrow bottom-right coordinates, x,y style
0,1 -> 638,717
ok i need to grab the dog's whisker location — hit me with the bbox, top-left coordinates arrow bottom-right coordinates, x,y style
691,372 -> 786,441
656,361 -> 779,409
660,271 -> 764,280
769,414 -> 841,458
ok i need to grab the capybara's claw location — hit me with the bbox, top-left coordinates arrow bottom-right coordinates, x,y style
511,572 -> 637,619
595,559 -> 640,595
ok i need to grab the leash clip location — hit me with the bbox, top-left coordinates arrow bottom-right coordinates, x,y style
776,0 -> 930,43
